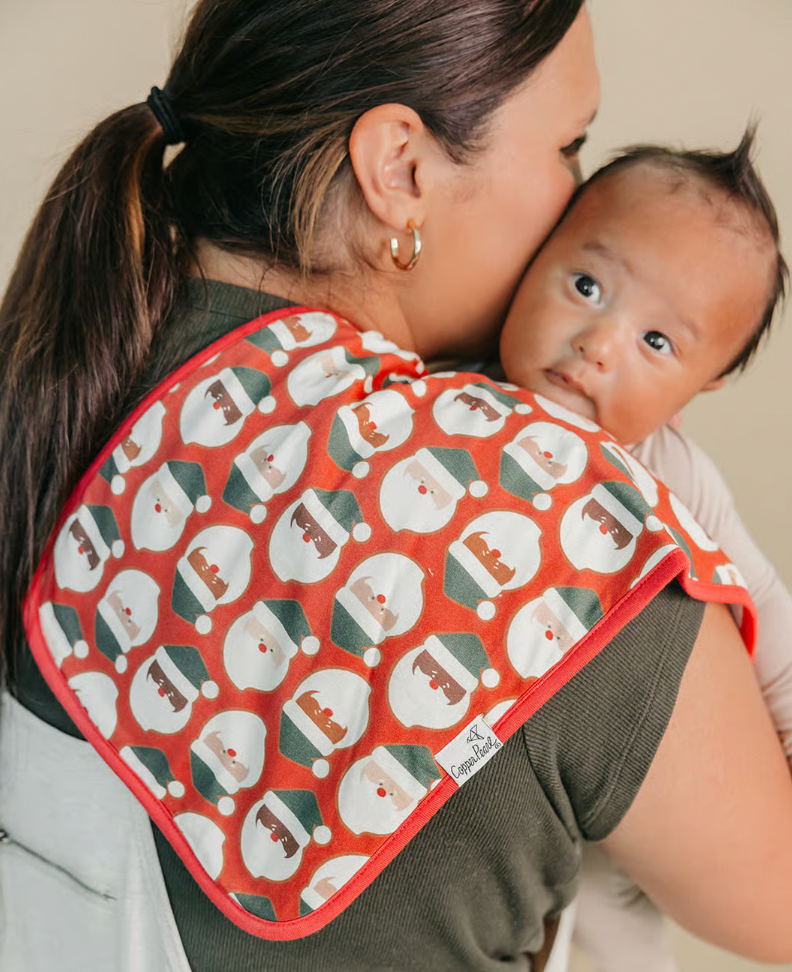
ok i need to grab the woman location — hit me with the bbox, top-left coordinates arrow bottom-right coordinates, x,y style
1,2 -> 791,970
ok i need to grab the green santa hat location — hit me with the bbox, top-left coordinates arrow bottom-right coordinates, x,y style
153,643 -> 219,701
171,567 -> 216,635
666,526 -> 698,581
301,488 -> 371,545
77,504 -> 125,562
421,633 -> 499,691
121,745 -> 184,799
542,587 -> 604,643
500,444 -> 559,511
223,463 -> 271,524
412,447 -> 488,500
280,703 -> 333,778
327,409 -> 378,479
370,745 -> 441,801
443,540 -> 502,621
590,481 -> 664,538
253,599 -> 319,657
189,749 -> 238,816
232,893 -> 277,922
600,443 -> 633,482
158,461 -> 211,517
39,601 -> 89,665
330,595 -> 383,668
246,325 -> 291,367
262,788 -> 331,847
218,366 -> 276,416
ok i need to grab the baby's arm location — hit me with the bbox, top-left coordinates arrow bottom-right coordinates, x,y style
631,424 -> 792,761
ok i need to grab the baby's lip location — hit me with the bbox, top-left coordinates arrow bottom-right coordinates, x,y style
544,368 -> 588,396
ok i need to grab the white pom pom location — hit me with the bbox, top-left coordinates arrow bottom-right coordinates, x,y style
515,403 -> 532,415
415,361 -> 426,375
271,350 -> 288,368
533,493 -> 552,511
364,375 -> 374,394
74,640 -> 89,660
477,601 -> 496,621
352,462 -> 370,479
411,380 -> 427,398
250,505 -> 267,525
313,825 -> 331,845
313,759 -> 330,779
218,796 -> 235,816
258,396 -> 276,414
363,647 -> 381,668
481,668 -> 500,688
115,655 -> 128,674
196,615 -> 212,635
112,540 -> 125,558
646,515 -> 664,533
168,781 -> 185,799
352,523 -> 371,542
302,636 -> 320,656
469,480 -> 488,498
202,679 -> 219,699
196,496 -> 212,514
111,476 -> 126,495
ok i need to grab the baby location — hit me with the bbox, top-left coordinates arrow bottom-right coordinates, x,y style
498,130 -> 792,972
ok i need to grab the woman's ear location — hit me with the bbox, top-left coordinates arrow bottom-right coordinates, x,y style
702,376 -> 726,392
349,104 -> 432,232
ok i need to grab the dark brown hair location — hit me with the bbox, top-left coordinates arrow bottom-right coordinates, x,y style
0,0 -> 585,689
570,126 -> 788,376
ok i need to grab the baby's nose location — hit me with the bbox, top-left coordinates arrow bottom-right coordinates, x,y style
573,320 -> 622,368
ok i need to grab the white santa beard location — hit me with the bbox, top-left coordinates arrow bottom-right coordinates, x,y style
241,813 -> 303,881
226,634 -> 290,691
131,493 -> 187,552
433,398 -> 505,438
68,672 -> 118,738
388,651 -> 469,729
53,530 -> 104,593
175,814 -> 225,881
180,388 -> 243,447
380,469 -> 456,534
506,611 -> 563,679
269,508 -> 341,583
337,764 -> 415,836
560,509 -> 634,574
129,670 -> 193,734
287,362 -> 359,407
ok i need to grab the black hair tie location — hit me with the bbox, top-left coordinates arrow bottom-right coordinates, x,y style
147,86 -> 186,145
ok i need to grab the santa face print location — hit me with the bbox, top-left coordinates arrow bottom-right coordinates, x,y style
560,488 -> 647,574
300,855 -> 369,913
432,385 -> 510,437
338,753 -> 420,836
506,588 -> 601,678
241,792 -> 322,882
286,348 -> 366,408
174,526 -> 254,632
379,456 -> 458,533
174,813 -> 225,880
102,401 -> 167,493
67,671 -> 119,739
224,609 -> 293,692
268,312 -> 337,354
94,569 -> 160,672
668,492 -> 719,552
130,651 -> 198,734
179,368 -> 273,448
601,442 -> 660,508
53,506 -> 119,593
388,644 -> 472,730
190,710 -> 267,813
131,468 -> 191,552
225,422 -> 312,520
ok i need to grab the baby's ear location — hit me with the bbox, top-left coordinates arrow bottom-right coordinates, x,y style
701,376 -> 726,392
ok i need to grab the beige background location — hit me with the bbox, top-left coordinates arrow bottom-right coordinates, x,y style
1,1 -> 790,969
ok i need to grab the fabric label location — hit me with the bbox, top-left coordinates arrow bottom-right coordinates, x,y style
435,714 -> 502,786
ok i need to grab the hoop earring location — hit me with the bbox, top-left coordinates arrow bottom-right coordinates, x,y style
390,222 -> 422,271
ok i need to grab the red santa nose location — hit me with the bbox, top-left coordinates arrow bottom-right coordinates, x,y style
323,707 -> 333,718
303,533 -> 311,543
418,485 -> 427,495
377,594 -> 386,604
78,546 -> 84,555
270,832 -> 279,842
125,607 -> 131,616
211,564 -> 219,572
158,687 -> 165,697
429,679 -> 439,691
213,401 -> 221,410
267,454 -> 274,462
599,524 -> 608,535
258,642 -> 267,653
227,748 -> 237,758
155,503 -> 162,513
545,629 -> 554,641
376,787 -> 386,798
543,451 -> 553,459
491,549 -> 501,559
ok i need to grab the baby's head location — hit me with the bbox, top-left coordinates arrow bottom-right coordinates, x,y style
500,129 -> 787,443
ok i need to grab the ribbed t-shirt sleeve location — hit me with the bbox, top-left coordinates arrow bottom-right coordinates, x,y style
522,579 -> 704,842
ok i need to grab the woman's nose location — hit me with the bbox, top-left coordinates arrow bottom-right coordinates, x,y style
572,320 -> 622,369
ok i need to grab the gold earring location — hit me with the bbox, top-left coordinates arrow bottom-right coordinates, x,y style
390,221 -> 422,271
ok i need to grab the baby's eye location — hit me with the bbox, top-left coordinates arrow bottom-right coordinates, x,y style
572,273 -> 602,304
642,330 -> 673,355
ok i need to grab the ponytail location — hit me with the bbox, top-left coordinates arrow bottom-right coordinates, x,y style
0,102 -> 184,688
